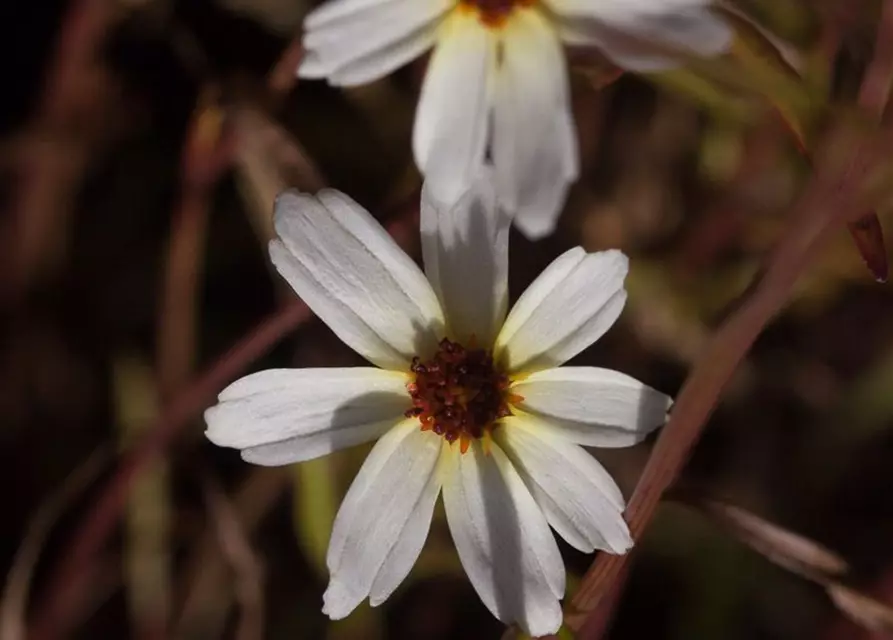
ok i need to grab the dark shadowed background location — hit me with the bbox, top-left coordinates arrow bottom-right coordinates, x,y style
4,0 -> 893,638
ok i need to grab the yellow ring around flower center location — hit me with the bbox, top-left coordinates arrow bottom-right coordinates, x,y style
458,0 -> 536,28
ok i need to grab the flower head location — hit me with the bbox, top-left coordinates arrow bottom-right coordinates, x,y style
298,0 -> 731,238
204,177 -> 673,635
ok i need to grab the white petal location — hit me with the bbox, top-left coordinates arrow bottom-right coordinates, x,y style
298,0 -> 453,83
495,248 -> 628,373
510,367 -> 672,447
324,421 -> 442,618
304,0 -> 391,29
554,18 -> 678,72
492,9 -> 578,239
508,108 -> 579,239
442,441 -> 564,637
297,50 -> 330,79
204,368 -> 409,465
420,169 -> 510,347
328,23 -> 439,87
369,444 -> 443,605
495,417 -> 632,553
546,0 -> 713,26
549,1 -> 731,71
413,11 -> 494,206
271,189 -> 445,370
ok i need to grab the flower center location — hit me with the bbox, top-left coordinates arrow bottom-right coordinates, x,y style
459,0 -> 534,28
405,338 -> 514,453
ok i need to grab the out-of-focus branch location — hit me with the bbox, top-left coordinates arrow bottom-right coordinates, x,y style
555,10 -> 893,636
33,101 -> 422,640
4,0 -> 121,306
158,87 -> 233,402
564,123 -> 892,638
26,28 -> 312,638
815,17 -> 893,632
175,468 -> 289,639
845,0 -> 893,283
267,40 -> 304,101
200,475 -> 267,640
29,299 -> 312,640
114,357 -> 169,640
857,0 -> 893,119
122,86 -> 233,640
0,450 -> 108,640
687,497 -> 893,638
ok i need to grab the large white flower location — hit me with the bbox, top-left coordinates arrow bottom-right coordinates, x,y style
204,178 -> 672,636
297,0 -> 731,238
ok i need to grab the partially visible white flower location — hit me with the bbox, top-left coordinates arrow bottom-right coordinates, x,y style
204,177 -> 673,636
297,0 -> 731,238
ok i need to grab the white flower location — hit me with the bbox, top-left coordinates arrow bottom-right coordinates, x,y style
297,0 -> 731,238
204,177 -> 672,636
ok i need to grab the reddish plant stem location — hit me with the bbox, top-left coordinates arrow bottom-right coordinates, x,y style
32,195 -> 420,640
844,0 -> 893,283
858,0 -> 893,119
4,0 -> 118,306
565,126 -> 886,636
267,41 -> 304,100
27,29 -> 314,637
175,468 -> 289,638
29,300 -> 311,640
118,88 -> 234,639
200,476 -> 266,640
564,6 -> 893,634
822,567 -> 893,640
157,88 -> 234,401
820,4 -> 893,635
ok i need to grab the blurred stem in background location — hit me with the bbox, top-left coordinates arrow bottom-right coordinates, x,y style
7,0 -> 893,639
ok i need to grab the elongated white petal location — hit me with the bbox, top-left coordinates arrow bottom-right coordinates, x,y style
298,0 -> 452,84
509,107 -> 579,239
304,0 -> 391,29
324,421 -> 442,617
510,367 -> 672,447
442,441 -> 564,637
546,0 -> 714,26
413,11 -> 493,206
420,170 -> 510,347
554,18 -> 676,72
548,1 -> 731,71
495,248 -> 628,373
495,417 -> 632,553
328,23 -> 439,87
369,442 -> 443,605
271,190 -> 444,370
492,9 -> 578,239
204,368 -> 409,465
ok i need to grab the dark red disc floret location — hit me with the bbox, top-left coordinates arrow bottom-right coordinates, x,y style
405,337 -> 513,452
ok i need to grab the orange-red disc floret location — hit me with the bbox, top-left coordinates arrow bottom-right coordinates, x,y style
405,338 -> 513,453
459,0 -> 535,28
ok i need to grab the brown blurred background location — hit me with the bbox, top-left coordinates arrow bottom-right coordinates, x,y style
4,0 -> 893,638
